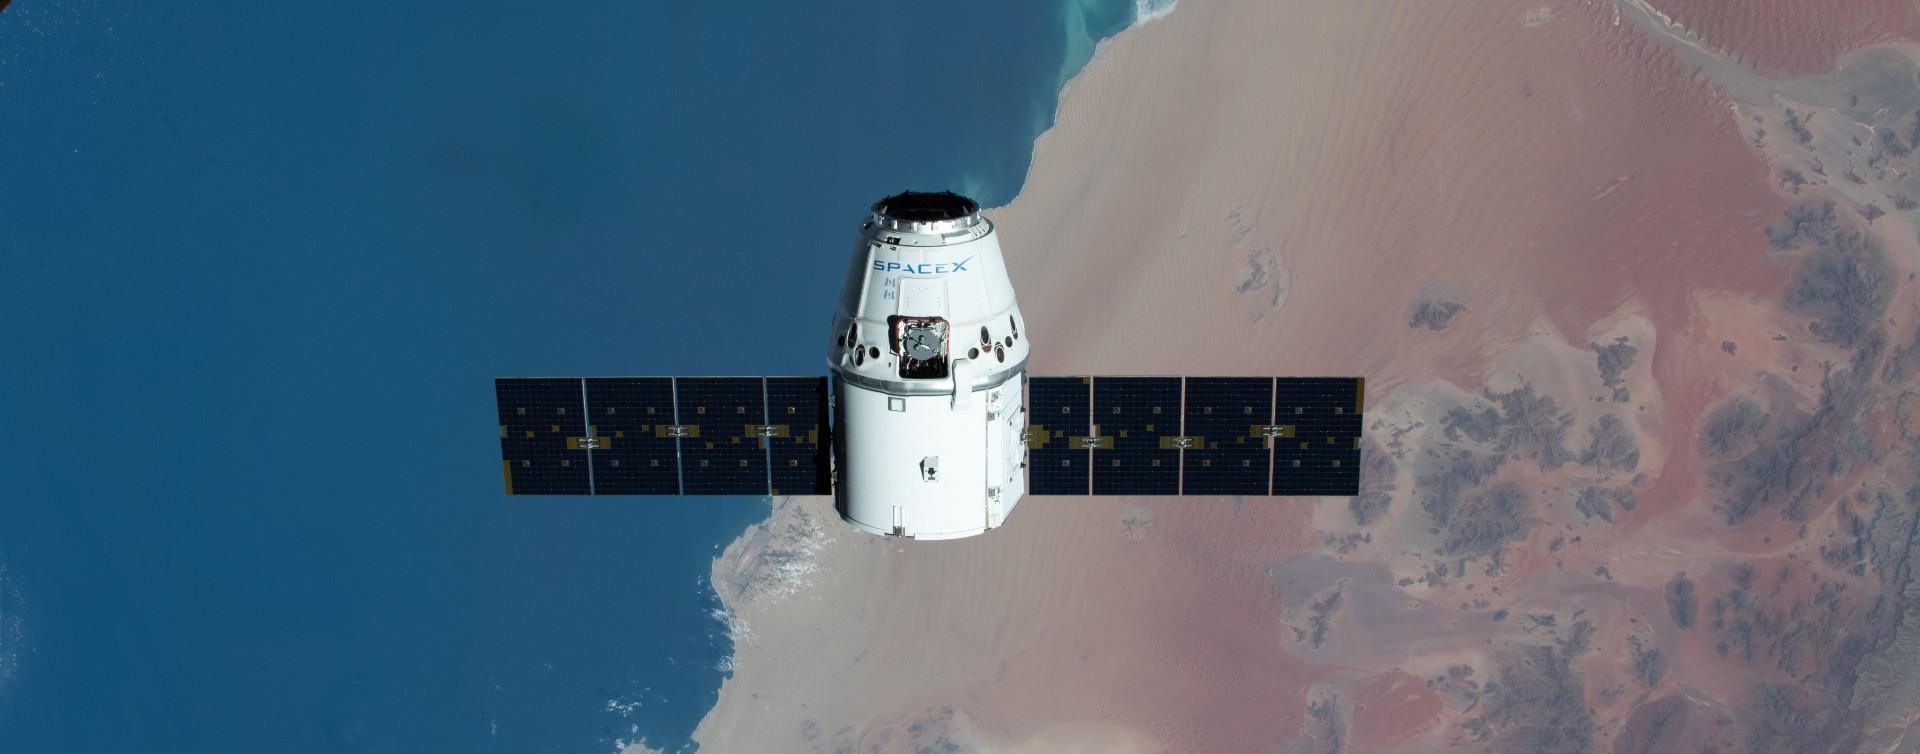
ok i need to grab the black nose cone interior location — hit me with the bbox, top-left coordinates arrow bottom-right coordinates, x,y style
874,191 -> 980,222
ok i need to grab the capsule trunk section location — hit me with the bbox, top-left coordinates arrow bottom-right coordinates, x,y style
827,192 -> 1030,539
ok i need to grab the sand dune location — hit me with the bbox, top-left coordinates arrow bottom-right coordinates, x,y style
686,1 -> 1920,751
1625,0 -> 1920,75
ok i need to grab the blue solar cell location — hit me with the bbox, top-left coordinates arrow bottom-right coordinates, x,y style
1027,376 -> 1091,495
496,377 -> 592,495
766,377 -> 832,496
1180,377 -> 1274,496
675,377 -> 771,496
1270,377 -> 1364,496
585,377 -> 682,495
1091,377 -> 1181,496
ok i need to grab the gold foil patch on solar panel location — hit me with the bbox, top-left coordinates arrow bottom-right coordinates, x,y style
1025,425 -> 1050,448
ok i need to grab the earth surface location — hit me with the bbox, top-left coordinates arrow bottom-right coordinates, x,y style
7,0 -> 1920,752
689,1 -> 1920,753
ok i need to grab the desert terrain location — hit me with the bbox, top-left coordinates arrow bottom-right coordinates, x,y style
676,1 -> 1920,751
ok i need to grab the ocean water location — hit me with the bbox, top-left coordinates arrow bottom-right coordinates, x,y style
0,1 -> 1154,752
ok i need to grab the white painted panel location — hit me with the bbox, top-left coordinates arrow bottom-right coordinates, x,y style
897,276 -> 947,317
836,383 -> 991,539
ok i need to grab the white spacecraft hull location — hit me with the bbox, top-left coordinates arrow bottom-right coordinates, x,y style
834,380 -> 1026,539
827,193 -> 1031,539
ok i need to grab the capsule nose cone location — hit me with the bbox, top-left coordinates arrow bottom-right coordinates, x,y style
872,191 -> 980,223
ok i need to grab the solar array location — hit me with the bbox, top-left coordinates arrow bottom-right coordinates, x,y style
495,376 -> 831,496
1025,376 -> 1364,496
496,375 -> 1362,498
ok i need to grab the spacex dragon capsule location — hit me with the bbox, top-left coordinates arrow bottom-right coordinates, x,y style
492,192 -> 1367,540
827,192 -> 1030,539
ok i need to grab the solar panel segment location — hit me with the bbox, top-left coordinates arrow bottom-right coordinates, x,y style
497,376 -> 836,497
1091,376 -> 1181,496
1270,377 -> 1365,496
1179,377 -> 1275,496
765,376 -> 832,496
1020,376 -> 1365,497
672,377 -> 771,496
584,377 -> 682,495
496,377 -> 593,495
1026,376 -> 1092,495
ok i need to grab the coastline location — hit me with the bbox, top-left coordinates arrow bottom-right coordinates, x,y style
681,0 -> 1920,750
644,5 -> 1183,753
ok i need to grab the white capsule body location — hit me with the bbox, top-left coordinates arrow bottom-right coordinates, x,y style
827,194 -> 1030,539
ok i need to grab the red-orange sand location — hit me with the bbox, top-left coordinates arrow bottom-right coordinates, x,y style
667,1 -> 1920,752
1641,0 -> 1920,75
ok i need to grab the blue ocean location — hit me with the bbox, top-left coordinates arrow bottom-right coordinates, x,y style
0,1 -> 1147,751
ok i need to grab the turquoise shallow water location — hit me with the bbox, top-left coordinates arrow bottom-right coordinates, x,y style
0,1 -> 1145,751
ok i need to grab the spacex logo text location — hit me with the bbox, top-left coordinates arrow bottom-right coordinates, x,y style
871,256 -> 973,275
